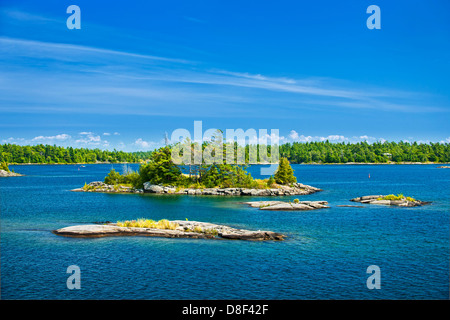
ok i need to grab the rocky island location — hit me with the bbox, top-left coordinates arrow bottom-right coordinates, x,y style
53,219 -> 285,241
72,149 -> 322,196
72,181 -> 322,196
350,194 -> 431,207
243,200 -> 329,210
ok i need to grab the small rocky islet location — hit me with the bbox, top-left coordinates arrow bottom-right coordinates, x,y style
53,220 -> 285,241
243,200 -> 329,211
350,195 -> 431,207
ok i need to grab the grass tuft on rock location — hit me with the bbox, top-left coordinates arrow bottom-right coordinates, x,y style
117,218 -> 179,230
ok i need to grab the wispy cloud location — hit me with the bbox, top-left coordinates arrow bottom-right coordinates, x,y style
288,130 -> 388,143
1,132 -> 110,148
0,37 -> 192,64
183,16 -> 206,24
31,134 -> 71,142
0,8 -> 58,23
0,34 -> 446,120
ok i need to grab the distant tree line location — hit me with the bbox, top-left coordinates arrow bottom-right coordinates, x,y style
280,141 -> 450,163
1,140 -> 449,165
0,144 -> 153,164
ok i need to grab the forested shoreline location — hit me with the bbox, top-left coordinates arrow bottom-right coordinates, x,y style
0,144 -> 152,164
1,140 -> 449,165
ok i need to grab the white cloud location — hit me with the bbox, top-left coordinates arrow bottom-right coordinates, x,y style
133,138 -> 161,150
103,132 -> 111,136
75,133 -> 101,145
32,134 -> 71,141
322,135 -> 348,142
134,138 -> 150,148
113,132 -> 120,136
289,130 -> 299,140
1,137 -> 25,143
288,132 -> 389,143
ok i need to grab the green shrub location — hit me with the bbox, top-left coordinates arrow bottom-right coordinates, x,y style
203,228 -> 219,236
122,171 -> 142,188
104,169 -> 122,185
377,194 -> 415,201
1,161 -> 10,172
104,169 -> 142,188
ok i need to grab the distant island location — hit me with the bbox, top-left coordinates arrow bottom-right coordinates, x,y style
72,146 -> 322,196
2,140 -> 450,164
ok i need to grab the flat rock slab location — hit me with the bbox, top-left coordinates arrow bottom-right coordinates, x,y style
243,200 -> 329,211
53,221 -> 285,241
350,195 -> 431,207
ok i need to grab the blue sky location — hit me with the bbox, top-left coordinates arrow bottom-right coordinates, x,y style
1,0 -> 449,151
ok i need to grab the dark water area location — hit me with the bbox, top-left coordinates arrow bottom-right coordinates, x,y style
1,164 -> 449,299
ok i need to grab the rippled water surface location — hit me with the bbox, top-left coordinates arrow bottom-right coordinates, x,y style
1,164 -> 449,299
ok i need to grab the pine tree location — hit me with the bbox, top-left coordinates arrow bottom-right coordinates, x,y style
274,157 -> 296,185
139,146 -> 181,185
267,175 -> 275,187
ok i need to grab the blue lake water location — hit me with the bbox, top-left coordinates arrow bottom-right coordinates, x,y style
0,164 -> 449,299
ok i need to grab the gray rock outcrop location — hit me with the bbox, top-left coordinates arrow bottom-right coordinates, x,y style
141,182 -> 321,196
72,181 -> 322,196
